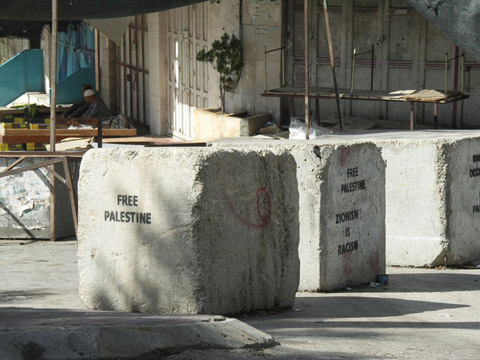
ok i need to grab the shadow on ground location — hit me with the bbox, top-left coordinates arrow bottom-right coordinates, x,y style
359,271 -> 480,293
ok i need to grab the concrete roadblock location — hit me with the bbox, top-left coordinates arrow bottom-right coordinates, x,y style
341,131 -> 480,267
78,147 -> 299,315
211,139 -> 386,291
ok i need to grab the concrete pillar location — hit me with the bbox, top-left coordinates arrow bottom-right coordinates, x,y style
78,147 -> 299,315
148,12 -> 168,135
211,139 -> 386,291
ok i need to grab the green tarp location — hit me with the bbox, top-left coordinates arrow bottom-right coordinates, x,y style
408,0 -> 480,61
0,0 -> 206,20
0,0 -> 478,61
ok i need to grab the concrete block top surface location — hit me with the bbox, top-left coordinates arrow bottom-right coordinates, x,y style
78,147 -> 300,315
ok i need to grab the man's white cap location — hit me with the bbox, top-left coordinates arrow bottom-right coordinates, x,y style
83,89 -> 95,97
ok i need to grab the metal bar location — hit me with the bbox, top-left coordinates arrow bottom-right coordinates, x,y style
355,49 -> 374,56
0,158 -> 63,179
350,48 -> 356,96
95,29 -> 100,92
264,46 -> 267,92
370,44 -> 374,91
115,61 -> 150,74
445,52 -> 448,99
433,103 -> 438,129
98,116 -> 103,148
50,0 -> 58,242
304,0 -> 310,139
265,46 -> 285,54
410,102 -> 414,130
63,158 -> 78,239
50,0 -> 58,153
289,97 -> 294,118
461,53 -> 465,94
315,98 -> 320,125
323,0 -> 343,130
141,15 -> 146,126
281,44 -> 285,87
1,157 -> 26,173
0,152 -> 84,158
123,33 -> 127,117
453,46 -> 459,128
447,54 -> 465,62
135,17 -> 140,124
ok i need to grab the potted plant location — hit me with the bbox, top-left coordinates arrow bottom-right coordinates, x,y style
196,33 -> 244,114
193,33 -> 270,140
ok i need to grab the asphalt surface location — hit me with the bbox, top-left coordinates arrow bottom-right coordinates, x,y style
1,240 -> 480,359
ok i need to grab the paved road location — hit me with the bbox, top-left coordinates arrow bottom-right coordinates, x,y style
1,240 -> 479,359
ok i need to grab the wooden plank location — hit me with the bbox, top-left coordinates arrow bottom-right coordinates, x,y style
0,127 -> 137,137
264,86 -> 468,103
0,151 -> 85,158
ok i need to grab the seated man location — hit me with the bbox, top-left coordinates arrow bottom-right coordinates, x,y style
64,89 -> 111,128
82,89 -> 111,120
61,84 -> 93,119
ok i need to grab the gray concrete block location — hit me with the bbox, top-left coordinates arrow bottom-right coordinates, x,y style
211,139 -> 386,291
78,147 -> 299,315
0,158 -> 76,239
313,130 -> 480,267
346,131 -> 480,267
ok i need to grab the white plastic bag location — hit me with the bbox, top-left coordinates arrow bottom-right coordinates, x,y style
288,117 -> 333,139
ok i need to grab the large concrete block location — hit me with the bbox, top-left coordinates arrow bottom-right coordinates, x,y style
78,147 -> 299,315
211,139 -> 386,291
0,158 -> 76,239
346,131 -> 480,267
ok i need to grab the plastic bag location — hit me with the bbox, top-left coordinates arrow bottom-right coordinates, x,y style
288,117 -> 333,139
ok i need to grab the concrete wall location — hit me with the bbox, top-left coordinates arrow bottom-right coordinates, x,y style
78,147 -> 299,315
211,139 -> 386,291
0,158 -> 76,240
324,130 -> 480,267
285,0 -> 480,127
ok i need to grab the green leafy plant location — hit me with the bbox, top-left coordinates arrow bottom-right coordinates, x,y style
196,33 -> 244,114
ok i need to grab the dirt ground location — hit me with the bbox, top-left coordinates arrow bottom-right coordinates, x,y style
1,240 -> 479,360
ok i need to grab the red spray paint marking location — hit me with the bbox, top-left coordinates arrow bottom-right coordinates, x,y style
223,187 -> 271,230
343,252 -> 351,276
340,147 -> 351,167
369,251 -> 381,275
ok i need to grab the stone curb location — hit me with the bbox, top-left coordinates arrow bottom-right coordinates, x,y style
0,308 -> 276,359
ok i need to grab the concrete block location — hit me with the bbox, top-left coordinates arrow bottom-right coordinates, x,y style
78,147 -> 299,315
346,131 -> 480,267
0,158 -> 76,239
211,139 -> 386,291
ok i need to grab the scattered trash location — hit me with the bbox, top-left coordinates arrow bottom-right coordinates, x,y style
292,308 -> 301,312
369,282 -> 381,288
473,259 -> 480,266
344,287 -> 352,291
438,314 -> 453,317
